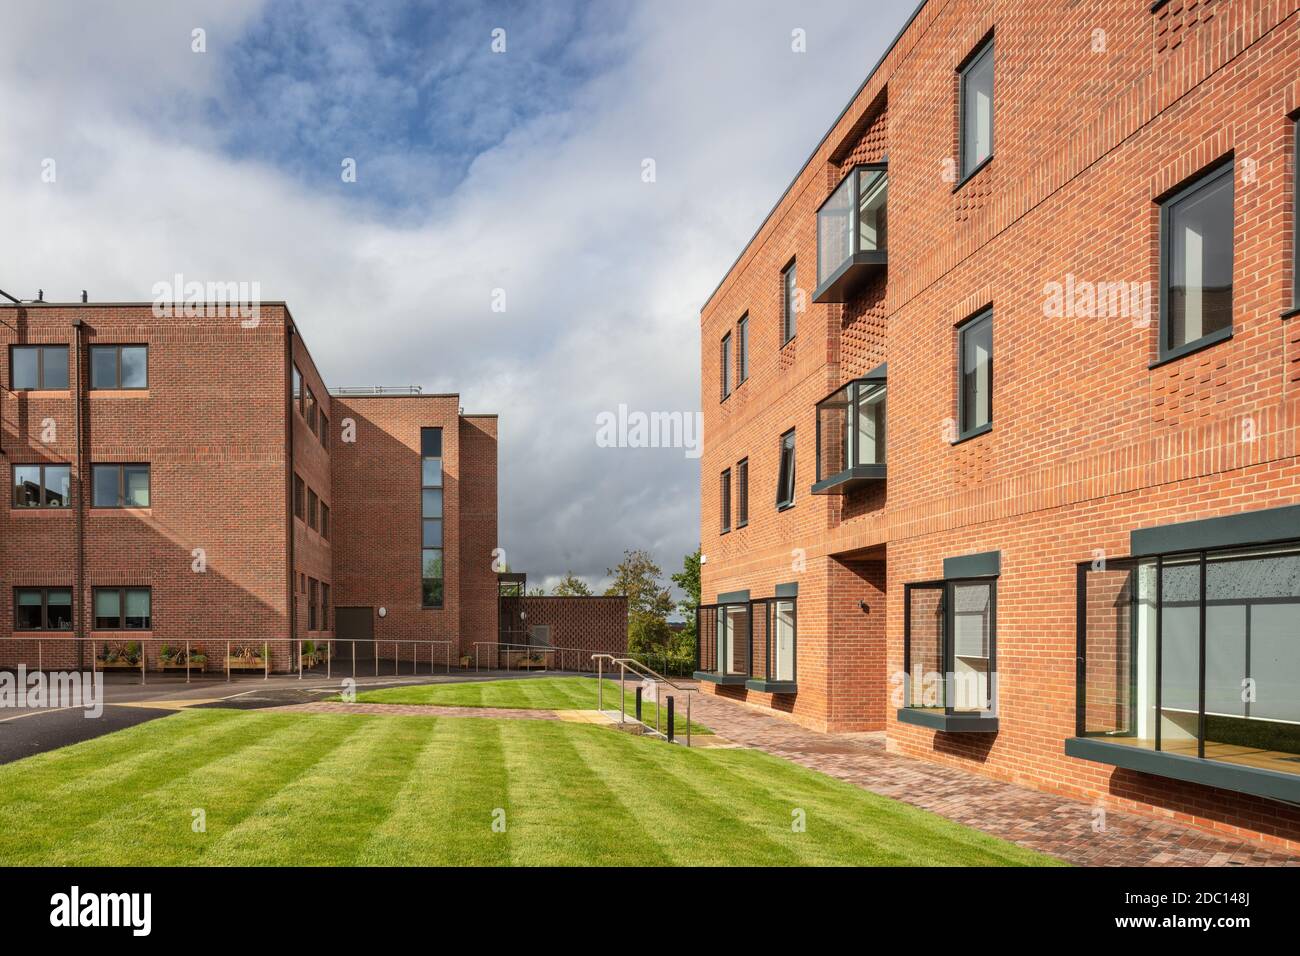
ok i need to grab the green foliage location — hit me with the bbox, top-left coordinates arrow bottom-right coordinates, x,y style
669,546 -> 701,663
551,571 -> 593,597
604,549 -> 673,621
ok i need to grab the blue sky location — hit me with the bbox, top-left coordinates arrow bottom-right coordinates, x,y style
1,0 -> 918,596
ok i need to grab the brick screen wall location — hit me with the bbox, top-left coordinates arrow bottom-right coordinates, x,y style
699,0 -> 1300,850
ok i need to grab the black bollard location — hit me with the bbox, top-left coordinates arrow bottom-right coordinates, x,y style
666,696 -> 675,742
635,685 -> 643,722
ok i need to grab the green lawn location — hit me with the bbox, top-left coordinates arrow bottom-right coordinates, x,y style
354,676 -> 713,736
0,709 -> 1060,866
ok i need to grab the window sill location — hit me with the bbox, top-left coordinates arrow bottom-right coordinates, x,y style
896,708 -> 999,733
735,520 -> 748,530
693,671 -> 749,686
745,678 -> 797,694
1149,326 -> 1232,369
776,501 -> 796,513
11,390 -> 70,398
1281,305 -> 1300,320
89,389 -> 149,398
9,507 -> 72,515
1064,736 -> 1300,805
781,335 -> 796,350
91,507 -> 152,515
90,630 -> 154,637
11,630 -> 74,637
952,155 -> 993,192
950,422 -> 992,445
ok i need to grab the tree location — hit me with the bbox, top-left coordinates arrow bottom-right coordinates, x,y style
551,571 -> 592,596
526,585 -> 546,596
670,546 -> 701,659
604,550 -> 673,621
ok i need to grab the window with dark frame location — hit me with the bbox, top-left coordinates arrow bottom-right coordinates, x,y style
421,427 -> 444,608
92,587 -> 151,630
308,578 -> 319,630
720,332 -> 732,400
737,314 -> 749,384
293,474 -> 305,521
321,502 -> 330,540
320,411 -> 329,450
14,588 -> 73,631
10,345 -> 69,391
903,578 -> 997,714
12,463 -> 71,508
91,463 -> 150,508
304,386 -> 318,432
1160,159 -> 1234,361
89,345 -> 148,389
308,488 -> 319,530
782,261 -> 797,343
292,364 -> 303,410
776,429 -> 796,509
958,36 -> 994,181
322,582 -> 331,629
1293,118 -> 1299,310
957,309 -> 993,439
736,457 -> 749,527
720,468 -> 732,534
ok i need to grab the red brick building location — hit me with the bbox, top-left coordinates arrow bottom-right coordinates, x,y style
0,301 -> 499,671
698,0 -> 1300,850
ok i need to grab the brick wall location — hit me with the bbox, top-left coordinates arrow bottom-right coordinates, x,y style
518,595 -> 628,658
699,0 -> 1300,849
458,414 -> 499,658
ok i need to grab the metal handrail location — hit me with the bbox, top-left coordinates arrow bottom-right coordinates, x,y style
591,653 -> 696,747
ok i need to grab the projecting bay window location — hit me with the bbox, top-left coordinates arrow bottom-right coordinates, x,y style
13,464 -> 71,508
814,164 -> 887,303
1158,160 -> 1234,363
1072,527 -> 1300,802
901,554 -> 1000,732
421,427 -> 444,608
694,591 -> 798,693
92,464 -> 150,508
813,366 -> 886,494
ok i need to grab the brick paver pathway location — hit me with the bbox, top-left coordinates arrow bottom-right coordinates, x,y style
682,690 -> 1300,867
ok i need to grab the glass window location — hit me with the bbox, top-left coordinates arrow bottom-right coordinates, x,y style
737,314 -> 749,384
322,583 -> 331,629
319,412 -> 329,449
736,458 -> 749,527
1162,162 -> 1234,357
422,428 -> 445,608
321,503 -> 330,540
15,589 -> 45,630
776,429 -> 796,509
720,332 -> 732,400
292,365 -> 303,409
294,475 -> 305,520
47,590 -> 72,630
308,488 -> 318,530
304,387 -> 317,432
91,464 -> 150,508
958,310 -> 993,436
782,262 -> 797,343
124,589 -> 151,629
773,599 -> 796,682
13,464 -> 70,508
904,579 -> 997,714
11,345 -> 68,390
89,345 -> 148,388
13,465 -> 41,508
959,38 -> 994,179
720,469 -> 731,534
94,589 -> 121,629
308,578 -> 318,630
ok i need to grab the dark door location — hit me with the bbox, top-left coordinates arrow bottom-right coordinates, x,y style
336,607 -> 375,663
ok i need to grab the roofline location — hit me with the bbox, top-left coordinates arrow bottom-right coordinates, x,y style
329,392 -> 462,400
0,301 -> 292,308
700,0 -> 930,313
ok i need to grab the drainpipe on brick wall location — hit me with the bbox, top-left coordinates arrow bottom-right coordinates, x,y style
285,323 -> 296,656
72,318 -> 86,667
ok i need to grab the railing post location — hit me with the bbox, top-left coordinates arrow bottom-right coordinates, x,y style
687,695 -> 692,748
264,642 -> 269,680
620,663 -> 626,724
327,639 -> 331,680
226,640 -> 231,682
298,639 -> 303,680
141,641 -> 146,685
351,640 -> 356,679
186,639 -> 191,684
597,656 -> 603,711
37,641 -> 42,677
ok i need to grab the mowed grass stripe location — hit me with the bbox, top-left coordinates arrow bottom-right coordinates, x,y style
595,733 -> 889,868
497,720 -> 669,866
39,712 -> 370,866
699,748 -> 1060,866
203,715 -> 438,866
564,721 -> 806,866
356,716 -> 515,865
0,709 -> 298,864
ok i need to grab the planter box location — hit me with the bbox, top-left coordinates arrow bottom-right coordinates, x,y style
97,660 -> 142,670
227,657 -> 267,670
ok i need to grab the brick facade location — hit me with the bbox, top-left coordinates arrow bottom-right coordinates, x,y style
699,0 -> 1300,850
0,302 -> 498,671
